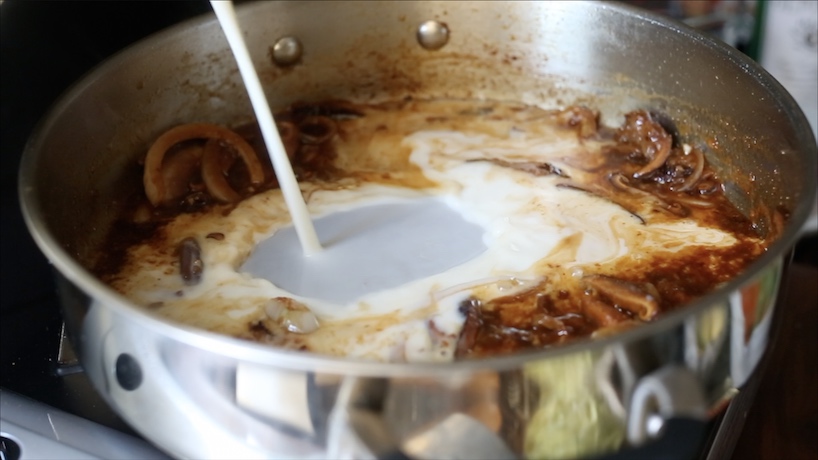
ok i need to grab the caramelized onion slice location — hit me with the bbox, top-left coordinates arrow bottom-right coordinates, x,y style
201,139 -> 241,203
633,134 -> 671,178
581,295 -> 629,327
609,172 -> 645,195
584,275 -> 659,321
616,110 -> 673,178
674,145 -> 705,192
298,116 -> 337,145
144,123 -> 265,206
265,297 -> 319,334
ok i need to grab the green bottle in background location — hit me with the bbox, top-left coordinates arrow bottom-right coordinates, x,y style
746,0 -> 767,61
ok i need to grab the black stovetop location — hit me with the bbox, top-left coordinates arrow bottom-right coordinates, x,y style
0,0 -> 213,434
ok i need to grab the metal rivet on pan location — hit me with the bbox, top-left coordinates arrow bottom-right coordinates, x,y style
417,20 -> 449,50
115,353 -> 143,391
271,36 -> 303,66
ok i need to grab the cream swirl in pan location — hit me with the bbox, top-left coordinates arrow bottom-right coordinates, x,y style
99,99 -> 767,362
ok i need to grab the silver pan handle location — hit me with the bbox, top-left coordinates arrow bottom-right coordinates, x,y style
626,365 -> 707,446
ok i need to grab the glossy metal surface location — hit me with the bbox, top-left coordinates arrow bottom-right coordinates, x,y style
19,1 -> 817,459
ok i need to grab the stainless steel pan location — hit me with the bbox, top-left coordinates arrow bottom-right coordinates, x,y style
19,1 -> 817,459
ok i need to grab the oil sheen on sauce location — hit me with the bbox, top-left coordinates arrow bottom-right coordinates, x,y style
104,99 -> 766,363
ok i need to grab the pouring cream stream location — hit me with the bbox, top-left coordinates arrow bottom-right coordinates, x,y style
209,1 -> 489,304
210,0 -> 323,256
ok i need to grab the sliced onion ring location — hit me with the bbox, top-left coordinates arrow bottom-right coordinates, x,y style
584,274 -> 659,321
633,134 -> 672,178
298,115 -> 337,145
201,139 -> 241,203
581,295 -> 629,327
144,123 -> 265,206
674,146 -> 705,192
